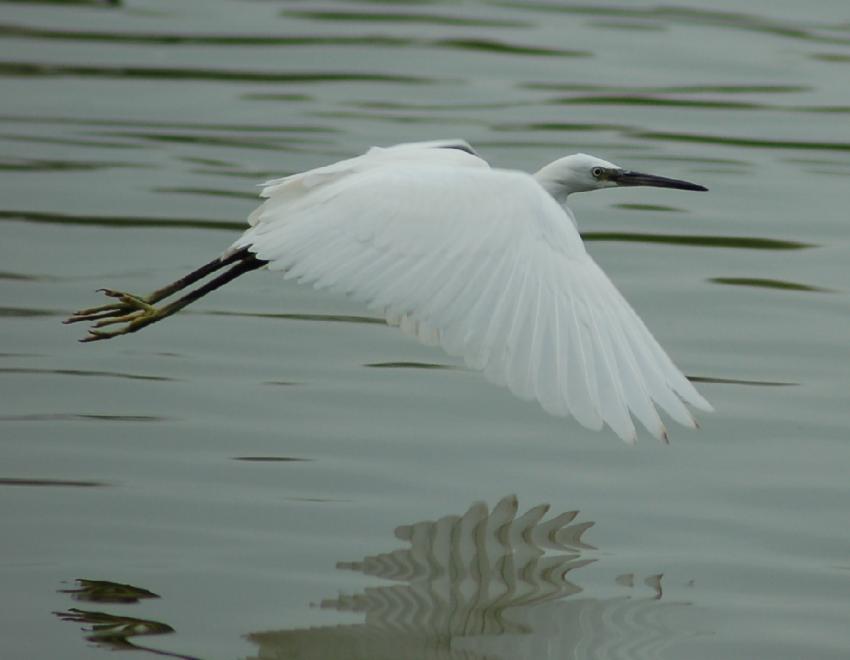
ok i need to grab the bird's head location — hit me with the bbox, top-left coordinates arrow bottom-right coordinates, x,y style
534,153 -> 707,204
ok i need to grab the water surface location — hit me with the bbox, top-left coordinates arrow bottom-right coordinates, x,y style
2,1 -> 850,659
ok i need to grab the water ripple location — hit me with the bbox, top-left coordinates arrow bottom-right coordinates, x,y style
365,361 -> 454,369
0,24 -> 408,46
690,376 -> 798,387
0,62 -> 439,85
709,277 -> 832,292
0,367 -> 175,381
549,94 -> 850,115
0,271 -> 58,281
349,99 -> 527,111
0,0 -> 118,5
97,130 -> 325,152
812,53 -> 850,63
0,307 -> 57,317
612,203 -> 684,213
0,23 -> 588,57
583,232 -> 814,250
0,157 -> 145,172
0,209 -> 242,232
314,109 -> 484,126
152,187 -> 257,200
524,82 -> 811,94
492,3 -> 850,46
437,37 -> 587,57
0,478 -> 108,487
282,9 -> 529,28
552,95 -> 767,110
0,132 -> 142,150
637,130 -> 850,152
0,413 -> 167,422
232,456 -> 312,462
499,120 -> 850,153
0,113 -> 334,133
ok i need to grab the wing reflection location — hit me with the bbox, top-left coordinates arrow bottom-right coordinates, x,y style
248,495 -> 693,660
323,495 -> 593,637
53,498 -> 696,659
53,607 -> 201,660
59,578 -> 160,603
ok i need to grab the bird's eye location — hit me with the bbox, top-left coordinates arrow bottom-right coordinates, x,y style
591,167 -> 605,178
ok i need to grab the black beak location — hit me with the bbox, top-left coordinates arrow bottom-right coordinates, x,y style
612,170 -> 708,192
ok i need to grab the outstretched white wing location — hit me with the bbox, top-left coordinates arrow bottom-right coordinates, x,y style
230,143 -> 711,442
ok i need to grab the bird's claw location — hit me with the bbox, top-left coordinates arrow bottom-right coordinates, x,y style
80,329 -> 112,343
97,289 -> 156,312
63,302 -> 125,323
65,289 -> 161,341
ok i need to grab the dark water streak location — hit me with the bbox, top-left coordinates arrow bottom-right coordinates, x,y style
0,478 -> 108,487
0,23 -> 588,57
709,277 -> 832,292
490,2 -> 850,46
0,62 -> 439,85
0,367 -> 175,381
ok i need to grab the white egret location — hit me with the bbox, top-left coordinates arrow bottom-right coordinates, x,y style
66,139 -> 712,442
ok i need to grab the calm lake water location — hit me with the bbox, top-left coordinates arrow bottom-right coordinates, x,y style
2,1 -> 850,658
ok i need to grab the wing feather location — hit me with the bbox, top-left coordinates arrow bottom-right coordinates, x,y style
583,285 -> 637,443
562,285 -> 605,430
535,282 -> 569,417
599,299 -> 668,440
462,248 -> 517,370
232,143 -> 710,441
504,266 -> 539,401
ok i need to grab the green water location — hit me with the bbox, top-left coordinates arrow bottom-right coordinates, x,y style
2,1 -> 849,658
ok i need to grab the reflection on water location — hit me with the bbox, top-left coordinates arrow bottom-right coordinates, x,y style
319,496 -> 595,635
54,609 -> 200,660
54,497 -> 695,660
60,579 -> 160,604
248,496 -> 693,660
54,580 -> 200,659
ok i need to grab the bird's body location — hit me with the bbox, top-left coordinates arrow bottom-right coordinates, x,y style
67,140 -> 712,443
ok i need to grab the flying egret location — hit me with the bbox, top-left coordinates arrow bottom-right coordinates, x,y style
66,139 -> 712,442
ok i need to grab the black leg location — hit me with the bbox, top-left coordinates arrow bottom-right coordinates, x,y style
145,247 -> 255,305
65,249 -> 268,342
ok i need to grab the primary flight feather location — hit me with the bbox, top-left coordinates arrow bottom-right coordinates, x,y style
66,139 -> 713,443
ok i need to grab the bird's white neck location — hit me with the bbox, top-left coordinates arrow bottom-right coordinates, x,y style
533,168 -> 572,205
533,156 -> 601,204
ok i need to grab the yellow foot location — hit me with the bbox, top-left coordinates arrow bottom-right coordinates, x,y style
64,289 -> 163,342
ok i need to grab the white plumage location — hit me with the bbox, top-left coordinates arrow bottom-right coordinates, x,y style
228,140 -> 712,443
